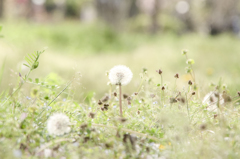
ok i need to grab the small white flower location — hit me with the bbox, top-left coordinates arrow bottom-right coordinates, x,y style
44,149 -> 52,158
202,91 -> 224,112
109,65 -> 133,86
47,113 -> 71,136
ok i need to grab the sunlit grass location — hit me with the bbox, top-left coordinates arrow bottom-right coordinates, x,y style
1,20 -> 240,158
0,21 -> 240,98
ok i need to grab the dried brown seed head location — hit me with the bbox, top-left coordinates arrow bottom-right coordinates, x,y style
89,112 -> 95,119
102,95 -> 109,102
192,92 -> 196,95
156,69 -> 162,75
98,100 -> 103,105
200,124 -> 207,130
209,96 -> 214,102
113,92 -> 117,97
170,97 -> 177,103
222,94 -> 232,103
161,86 -> 165,90
188,80 -> 192,85
174,73 -> 179,78
123,94 -> 128,99
120,118 -> 127,123
177,97 -> 185,103
80,124 -> 88,130
103,104 -> 109,110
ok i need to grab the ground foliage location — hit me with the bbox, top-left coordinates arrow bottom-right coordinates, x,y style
0,50 -> 240,159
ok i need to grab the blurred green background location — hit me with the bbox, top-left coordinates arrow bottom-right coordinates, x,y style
0,0 -> 240,99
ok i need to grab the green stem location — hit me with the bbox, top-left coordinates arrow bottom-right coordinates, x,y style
1,69 -> 31,107
119,84 -> 123,117
185,93 -> 190,121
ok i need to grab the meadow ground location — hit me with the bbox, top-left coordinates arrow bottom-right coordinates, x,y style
0,21 -> 240,158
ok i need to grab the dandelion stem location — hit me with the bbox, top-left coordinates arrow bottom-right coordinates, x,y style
160,74 -> 165,104
119,84 -> 123,117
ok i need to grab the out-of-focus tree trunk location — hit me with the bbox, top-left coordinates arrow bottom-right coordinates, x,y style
128,0 -> 139,18
95,0 -> 130,29
150,0 -> 160,34
206,0 -> 239,35
0,0 -> 4,18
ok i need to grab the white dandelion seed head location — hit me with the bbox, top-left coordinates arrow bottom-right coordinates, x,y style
202,91 -> 224,112
109,65 -> 133,86
47,113 -> 71,136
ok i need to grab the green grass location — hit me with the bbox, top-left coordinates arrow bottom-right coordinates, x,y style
0,51 -> 240,158
1,21 -> 240,158
1,21 -> 240,98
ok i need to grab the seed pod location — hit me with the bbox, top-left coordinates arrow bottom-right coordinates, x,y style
156,69 -> 162,75
98,100 -> 103,105
120,118 -> 127,123
104,104 -> 109,110
170,97 -> 177,103
123,94 -> 128,99
174,73 -> 179,78
188,80 -> 193,85
80,124 -> 88,130
200,124 -> 206,130
89,112 -> 95,119
102,95 -> 109,102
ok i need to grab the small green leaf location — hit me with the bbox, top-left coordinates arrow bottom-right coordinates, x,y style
28,78 -> 32,82
44,96 -> 49,100
157,84 -> 160,87
35,78 -> 39,83
23,64 -> 30,68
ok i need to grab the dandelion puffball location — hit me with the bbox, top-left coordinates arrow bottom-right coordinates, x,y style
47,113 -> 71,136
109,65 -> 133,86
202,91 -> 224,112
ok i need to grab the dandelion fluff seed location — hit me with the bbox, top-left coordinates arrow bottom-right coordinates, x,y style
109,65 -> 133,86
47,113 -> 71,136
